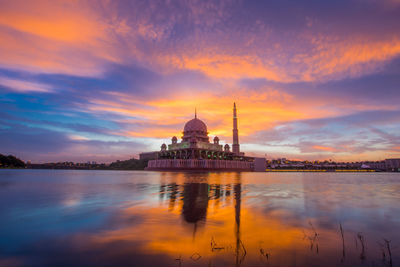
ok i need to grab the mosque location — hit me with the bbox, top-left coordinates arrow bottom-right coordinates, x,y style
140,103 -> 265,171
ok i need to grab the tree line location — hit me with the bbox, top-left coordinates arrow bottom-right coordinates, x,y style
0,154 -> 26,168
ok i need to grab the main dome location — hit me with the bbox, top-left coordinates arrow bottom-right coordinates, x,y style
184,118 -> 208,133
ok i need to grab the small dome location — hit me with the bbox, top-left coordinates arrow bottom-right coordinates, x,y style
224,144 -> 230,152
213,136 -> 219,144
171,136 -> 178,144
184,118 -> 207,133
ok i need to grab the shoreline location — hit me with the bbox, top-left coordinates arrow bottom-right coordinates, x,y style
2,168 -> 399,173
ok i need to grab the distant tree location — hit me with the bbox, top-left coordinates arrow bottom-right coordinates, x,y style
108,158 -> 148,170
0,154 -> 26,168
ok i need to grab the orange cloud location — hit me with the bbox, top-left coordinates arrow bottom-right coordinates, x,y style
170,54 -> 289,82
0,0 -> 123,76
312,145 -> 337,152
83,87 -> 339,141
297,35 -> 400,81
0,1 -> 106,44
1,0 -> 399,83
157,30 -> 400,83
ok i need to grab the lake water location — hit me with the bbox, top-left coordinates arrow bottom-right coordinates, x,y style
0,170 -> 399,266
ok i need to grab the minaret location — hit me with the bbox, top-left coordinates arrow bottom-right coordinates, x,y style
232,102 -> 240,155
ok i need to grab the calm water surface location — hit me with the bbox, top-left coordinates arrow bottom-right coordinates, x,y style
0,170 -> 399,266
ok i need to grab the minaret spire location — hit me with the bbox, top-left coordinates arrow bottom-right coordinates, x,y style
195,108 -> 197,119
232,102 -> 240,155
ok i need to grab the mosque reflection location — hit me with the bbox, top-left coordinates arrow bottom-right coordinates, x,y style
181,182 -> 209,224
159,173 -> 241,223
158,172 -> 248,266
2,172 -> 396,267
148,172 -> 396,267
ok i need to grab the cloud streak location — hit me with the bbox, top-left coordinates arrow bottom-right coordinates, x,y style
0,76 -> 53,93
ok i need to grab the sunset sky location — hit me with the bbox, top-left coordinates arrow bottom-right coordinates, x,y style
1,0 -> 400,163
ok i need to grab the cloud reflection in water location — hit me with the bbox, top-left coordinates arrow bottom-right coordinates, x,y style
0,171 -> 399,266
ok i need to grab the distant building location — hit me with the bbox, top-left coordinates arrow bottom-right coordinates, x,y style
362,161 -> 386,170
385,158 -> 400,171
354,159 -> 400,171
141,103 -> 263,171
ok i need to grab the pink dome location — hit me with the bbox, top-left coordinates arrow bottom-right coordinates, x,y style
183,118 -> 207,133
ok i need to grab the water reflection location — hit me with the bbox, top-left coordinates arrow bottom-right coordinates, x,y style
0,170 -> 399,266
182,182 -> 209,224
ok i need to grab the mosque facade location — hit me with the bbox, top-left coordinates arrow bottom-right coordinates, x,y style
140,103 -> 263,171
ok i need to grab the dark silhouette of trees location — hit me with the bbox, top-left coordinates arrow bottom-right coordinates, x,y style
108,158 -> 148,170
0,154 -> 26,168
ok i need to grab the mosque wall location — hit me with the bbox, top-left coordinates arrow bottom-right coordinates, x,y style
146,159 -> 253,171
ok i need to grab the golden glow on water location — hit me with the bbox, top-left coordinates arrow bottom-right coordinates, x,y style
92,205 -> 307,263
0,171 -> 399,266
266,169 -> 376,172
67,172 -> 397,266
